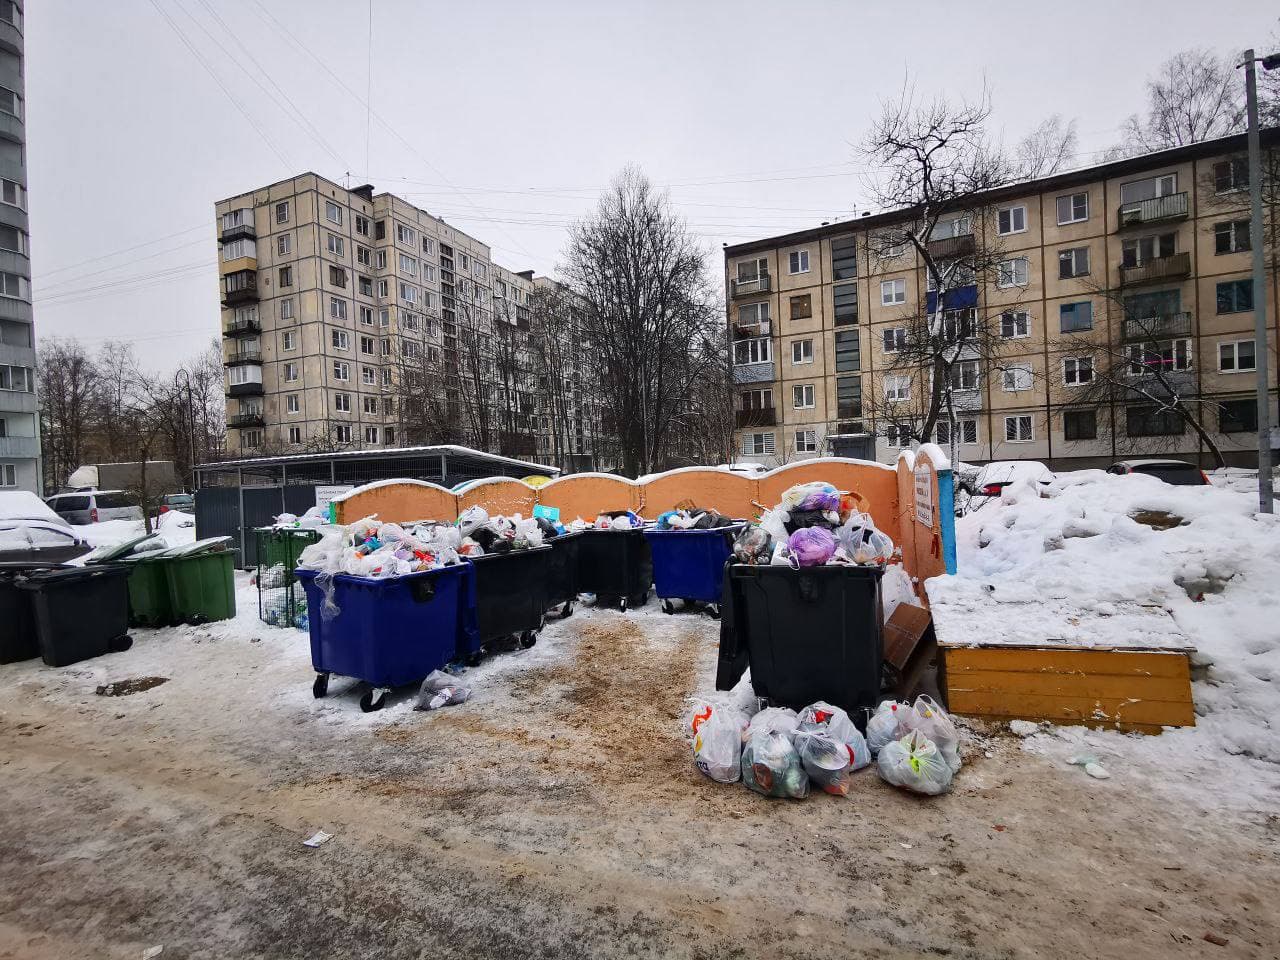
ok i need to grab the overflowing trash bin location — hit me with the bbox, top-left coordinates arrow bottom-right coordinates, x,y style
465,544 -> 551,658
575,528 -> 653,611
296,564 -> 477,712
644,523 -> 744,617
544,530 -> 581,618
18,564 -> 133,667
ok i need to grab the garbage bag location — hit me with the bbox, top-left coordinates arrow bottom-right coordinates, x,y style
908,695 -> 962,773
866,700 -> 911,754
785,508 -> 838,534
741,730 -> 809,799
797,701 -> 871,771
414,670 -> 473,711
691,702 -> 747,783
744,706 -> 799,741
795,728 -> 853,796
732,525 -> 771,564
787,527 -> 836,567
457,505 -> 489,537
876,730 -> 954,796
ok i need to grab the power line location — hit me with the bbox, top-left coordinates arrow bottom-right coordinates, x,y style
33,223 -> 209,281
35,236 -> 211,295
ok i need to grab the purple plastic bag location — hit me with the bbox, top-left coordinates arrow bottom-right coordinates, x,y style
787,526 -> 836,567
796,490 -> 841,513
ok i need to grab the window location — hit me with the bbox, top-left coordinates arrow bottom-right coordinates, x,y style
1058,247 -> 1090,279
331,328 -> 349,349
378,309 -> 390,328
281,330 -> 296,351
884,375 -> 910,402
789,294 -> 812,319
1004,415 -> 1034,442
1059,301 -> 1093,333
375,250 -> 387,270
1120,174 -> 1177,206
882,327 -> 907,353
279,266 -> 293,287
325,201 -> 342,225
332,360 -> 350,381
380,338 -> 391,356
329,297 -> 347,321
733,337 -> 771,365
1217,280 -> 1253,314
741,432 -> 775,456
0,224 -> 24,255
384,427 -> 396,445
360,426 -> 378,445
375,220 -> 387,241
831,330 -> 858,373
931,216 -> 971,240
792,339 -> 813,364
875,234 -> 905,258
356,276 -> 372,298
279,297 -> 294,321
1121,232 -> 1176,268
1219,399 -> 1257,433
831,236 -> 858,280
997,205 -> 1026,235
950,360 -> 979,391
381,372 -> 392,389
400,253 -> 418,276
788,250 -> 810,274
1126,404 -> 1184,437
273,233 -> 290,258
220,238 -> 254,261
356,246 -> 372,267
283,362 -> 298,382
377,279 -> 389,298
355,215 -> 370,237
1063,410 -> 1096,441
422,263 -> 437,282
836,375 -> 862,419
0,272 -> 26,300
735,257 -> 768,284
328,265 -> 346,288
1056,192 -> 1089,225
286,393 -> 299,414
0,365 -> 31,391
422,236 -> 434,255
740,388 -> 773,411
1219,339 -> 1256,373
884,424 -> 913,448
793,384 -> 815,409
333,393 -> 351,412
936,418 -> 977,445
275,201 -> 289,224
240,430 -> 262,450
834,283 -> 859,326
327,234 -> 345,256
997,258 -> 1029,288
1215,220 -> 1251,255
360,335 -> 375,355
1063,356 -> 1093,386
363,396 -> 379,415
1000,311 -> 1029,338
396,224 -> 416,245
0,179 -> 25,210
288,426 -> 302,445
1213,158 -> 1248,194
361,365 -> 375,385
795,430 -> 817,453
737,301 -> 770,327
400,282 -> 417,305
1002,363 -> 1032,392
942,308 -> 976,343
880,279 -> 906,305
459,253 -> 470,271
1126,339 -> 1191,374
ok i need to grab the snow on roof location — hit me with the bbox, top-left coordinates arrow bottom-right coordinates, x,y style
0,491 -> 66,525
199,443 -> 559,475
913,443 -> 951,471
330,478 -> 453,503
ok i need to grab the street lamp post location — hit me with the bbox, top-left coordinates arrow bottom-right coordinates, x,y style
174,369 -> 197,490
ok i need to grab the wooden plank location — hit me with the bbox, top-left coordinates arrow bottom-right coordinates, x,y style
946,689 -> 1196,727
948,669 -> 1192,703
943,646 -> 1191,679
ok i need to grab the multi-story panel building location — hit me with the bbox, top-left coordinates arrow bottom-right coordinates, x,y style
725,132 -> 1279,469
0,2 -> 38,492
215,174 -> 541,456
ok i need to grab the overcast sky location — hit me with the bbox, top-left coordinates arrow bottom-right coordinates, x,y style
24,0 -> 1280,370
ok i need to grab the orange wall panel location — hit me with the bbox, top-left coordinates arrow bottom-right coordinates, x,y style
457,478 -> 536,518
638,469 -> 757,519
536,475 -> 639,522
757,460 -> 899,534
333,482 -> 458,525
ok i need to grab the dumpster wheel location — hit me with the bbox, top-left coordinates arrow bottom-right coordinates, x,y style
619,596 -> 628,612
312,672 -> 329,698
360,687 -> 389,712
560,599 -> 574,618
661,599 -> 675,615
519,629 -> 538,649
706,604 -> 722,620
109,635 -> 134,653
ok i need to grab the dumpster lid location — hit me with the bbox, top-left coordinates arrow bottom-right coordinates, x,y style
18,563 -> 128,586
82,534 -> 163,563
159,536 -> 234,558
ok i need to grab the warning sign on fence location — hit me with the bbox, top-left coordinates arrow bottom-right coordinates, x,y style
913,466 -> 933,527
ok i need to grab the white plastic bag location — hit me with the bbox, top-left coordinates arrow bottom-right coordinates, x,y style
909,695 -> 962,773
866,700 -> 911,754
876,730 -> 954,796
797,701 -> 871,771
741,730 -> 809,799
744,706 -> 799,742
415,670 -> 472,711
794,728 -> 853,795
691,702 -> 747,783
457,505 -> 489,537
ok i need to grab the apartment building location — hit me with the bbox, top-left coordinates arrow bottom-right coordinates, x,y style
0,2 -> 38,492
725,131 -> 1280,470
215,174 -> 540,457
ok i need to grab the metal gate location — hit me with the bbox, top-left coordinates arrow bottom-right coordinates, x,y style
194,484 -> 318,569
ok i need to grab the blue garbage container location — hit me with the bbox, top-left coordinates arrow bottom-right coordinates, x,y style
643,524 -> 744,617
296,564 -> 477,712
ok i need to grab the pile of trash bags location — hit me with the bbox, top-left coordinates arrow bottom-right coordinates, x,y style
653,507 -> 738,530
565,510 -> 642,531
297,516 -> 467,579
271,506 -> 329,530
732,481 -> 896,569
455,506 -> 551,556
690,695 -> 962,798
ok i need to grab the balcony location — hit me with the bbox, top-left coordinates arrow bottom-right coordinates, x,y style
0,435 -> 39,459
223,314 -> 261,337
220,222 -> 256,245
227,412 -> 265,429
732,320 -> 771,340
1117,192 -> 1189,228
225,348 -> 262,366
731,274 -> 771,298
221,270 -> 259,306
735,407 -> 777,428
925,233 -> 975,260
732,361 -> 775,385
1119,252 -> 1191,286
225,381 -> 263,398
1127,367 -> 1196,398
1122,311 -> 1193,342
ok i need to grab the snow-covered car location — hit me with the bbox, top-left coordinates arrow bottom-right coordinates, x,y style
970,461 -> 1055,500
0,491 -> 92,564
1107,459 -> 1210,486
45,489 -> 144,525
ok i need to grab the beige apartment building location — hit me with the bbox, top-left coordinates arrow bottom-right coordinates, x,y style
215,174 -> 543,458
724,131 -> 1280,470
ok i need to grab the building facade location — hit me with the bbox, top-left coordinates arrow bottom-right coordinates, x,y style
0,2 -> 38,492
215,174 -> 543,459
725,132 -> 1280,470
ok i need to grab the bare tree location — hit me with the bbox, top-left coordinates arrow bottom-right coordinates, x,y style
1014,114 -> 1079,178
37,338 -> 102,490
1110,49 -> 1247,158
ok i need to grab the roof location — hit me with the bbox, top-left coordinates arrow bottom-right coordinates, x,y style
195,444 -> 559,476
724,129 -> 1280,258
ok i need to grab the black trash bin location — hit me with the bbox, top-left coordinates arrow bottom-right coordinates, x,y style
19,564 -> 133,667
545,530 -> 582,618
718,563 -> 885,718
576,528 -> 653,611
465,545 -> 552,656
0,562 -> 68,663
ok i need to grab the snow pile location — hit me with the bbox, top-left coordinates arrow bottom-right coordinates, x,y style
928,471 -> 1280,762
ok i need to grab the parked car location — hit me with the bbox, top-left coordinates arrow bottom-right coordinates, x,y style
157,492 -> 194,515
0,491 -> 91,563
970,460 -> 1055,498
1106,459 -> 1210,486
45,489 -> 144,525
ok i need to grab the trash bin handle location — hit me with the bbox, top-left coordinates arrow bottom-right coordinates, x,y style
409,577 -> 436,603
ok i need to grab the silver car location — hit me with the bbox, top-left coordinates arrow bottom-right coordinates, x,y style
45,489 -> 144,525
0,491 -> 91,563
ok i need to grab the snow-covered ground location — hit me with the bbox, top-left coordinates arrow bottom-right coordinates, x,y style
929,470 -> 1280,777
